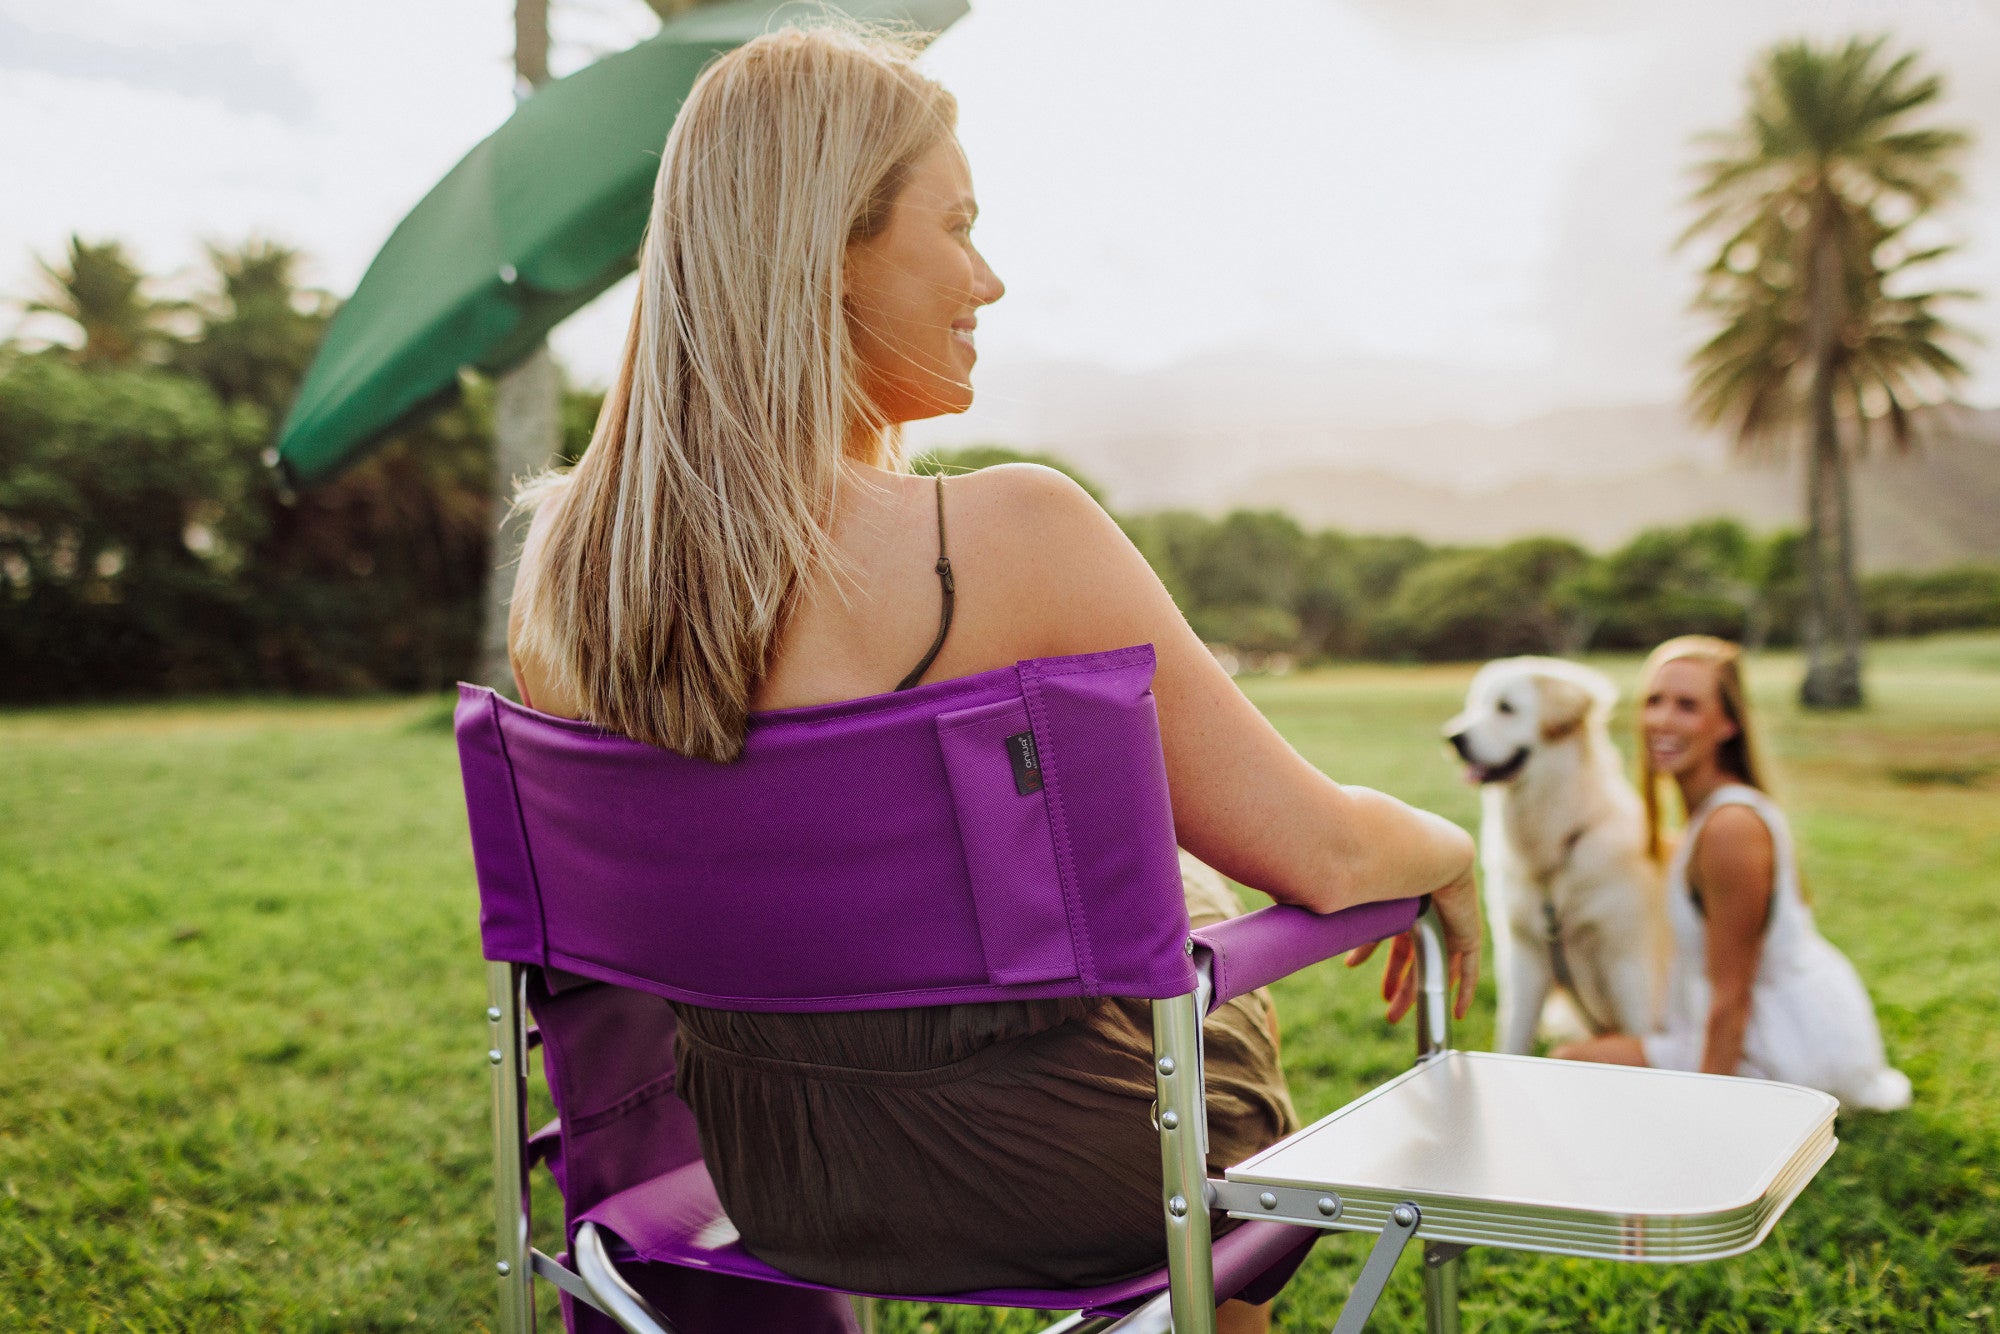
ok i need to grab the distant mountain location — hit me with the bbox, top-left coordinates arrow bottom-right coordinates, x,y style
912,349 -> 2000,570
910,349 -> 1719,507
1225,405 -> 2000,571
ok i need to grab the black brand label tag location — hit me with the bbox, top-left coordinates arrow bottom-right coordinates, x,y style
1005,730 -> 1043,795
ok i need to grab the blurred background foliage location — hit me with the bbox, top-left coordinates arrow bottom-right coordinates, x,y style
3,236 -> 1997,703
1,237 -> 597,701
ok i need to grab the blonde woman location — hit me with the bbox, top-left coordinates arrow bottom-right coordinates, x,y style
506,25 -> 1480,1326
1554,636 -> 1910,1110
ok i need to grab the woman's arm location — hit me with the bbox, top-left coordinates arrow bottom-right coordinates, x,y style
1690,804 -> 1775,1076
953,465 -> 1480,1013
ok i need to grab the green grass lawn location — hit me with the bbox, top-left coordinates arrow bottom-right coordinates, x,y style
2,637 -> 1996,1332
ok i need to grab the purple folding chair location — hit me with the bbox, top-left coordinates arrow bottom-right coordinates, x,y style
456,644 -> 1445,1334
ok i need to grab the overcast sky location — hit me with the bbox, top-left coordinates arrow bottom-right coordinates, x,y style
5,0 -> 1999,429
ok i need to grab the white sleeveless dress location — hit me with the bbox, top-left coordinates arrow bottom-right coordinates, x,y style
1640,783 -> 1911,1111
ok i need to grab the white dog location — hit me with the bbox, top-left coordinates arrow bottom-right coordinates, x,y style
1445,657 -> 1664,1055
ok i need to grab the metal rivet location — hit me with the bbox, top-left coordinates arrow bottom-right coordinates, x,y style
1160,1109 -> 1179,1130
1157,1056 -> 1176,1076
496,1261 -> 512,1275
1259,1192 -> 1278,1211
486,1006 -> 502,1022
498,264 -> 519,284
488,1049 -> 504,1065
1167,1195 -> 1188,1218
1392,1204 -> 1418,1227
1318,1197 -> 1339,1217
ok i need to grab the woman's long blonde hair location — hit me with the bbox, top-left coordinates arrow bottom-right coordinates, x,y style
511,24 -> 955,761
1637,635 -> 1770,862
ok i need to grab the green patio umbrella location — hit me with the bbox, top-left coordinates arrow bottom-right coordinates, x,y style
274,0 -> 969,487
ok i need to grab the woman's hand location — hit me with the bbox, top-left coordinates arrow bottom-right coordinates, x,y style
1345,860 -> 1481,1024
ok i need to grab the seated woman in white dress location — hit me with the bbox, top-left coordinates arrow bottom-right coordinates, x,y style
1553,635 -> 1910,1111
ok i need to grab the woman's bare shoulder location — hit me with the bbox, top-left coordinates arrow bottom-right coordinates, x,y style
1702,802 -> 1776,852
1692,803 -> 1776,903
947,465 -> 1134,585
945,462 -> 1101,532
943,463 -> 1170,660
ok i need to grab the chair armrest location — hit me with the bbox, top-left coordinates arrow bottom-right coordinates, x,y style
1192,897 -> 1423,1013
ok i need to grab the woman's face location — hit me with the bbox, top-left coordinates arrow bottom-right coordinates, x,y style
1641,658 -> 1738,780
845,136 -> 1004,426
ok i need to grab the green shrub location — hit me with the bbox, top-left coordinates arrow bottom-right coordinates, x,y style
0,356 -> 267,697
1376,537 -> 1591,660
0,352 -> 498,699
1865,564 -> 2000,637
1563,520 -> 1779,650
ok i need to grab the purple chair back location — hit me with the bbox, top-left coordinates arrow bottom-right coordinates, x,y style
456,644 -> 1199,1009
456,646 -> 1229,1332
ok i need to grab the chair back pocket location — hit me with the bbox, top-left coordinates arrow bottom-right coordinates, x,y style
936,697 -> 1079,986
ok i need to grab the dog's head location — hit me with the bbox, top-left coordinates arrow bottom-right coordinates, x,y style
1443,657 -> 1617,785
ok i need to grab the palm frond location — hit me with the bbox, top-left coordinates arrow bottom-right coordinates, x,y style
1680,34 -> 1977,465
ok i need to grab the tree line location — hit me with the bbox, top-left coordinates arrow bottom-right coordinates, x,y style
4,238 -> 1995,702
916,447 -> 2000,671
1,238 -> 551,699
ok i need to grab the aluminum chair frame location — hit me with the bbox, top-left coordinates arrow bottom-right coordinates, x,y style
482,910 -> 1463,1334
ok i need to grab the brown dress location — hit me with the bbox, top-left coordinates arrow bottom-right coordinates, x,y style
670,854 -> 1298,1293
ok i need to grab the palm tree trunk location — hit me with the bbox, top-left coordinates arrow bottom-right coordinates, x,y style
1826,399 -> 1866,702
1799,198 -> 1864,709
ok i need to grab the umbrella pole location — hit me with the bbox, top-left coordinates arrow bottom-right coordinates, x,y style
479,344 -> 562,693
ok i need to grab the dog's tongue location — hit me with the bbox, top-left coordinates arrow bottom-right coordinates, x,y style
1461,766 -> 1485,786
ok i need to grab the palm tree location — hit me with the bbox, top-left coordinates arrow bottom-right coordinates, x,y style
1683,35 -> 1977,708
176,239 -> 336,419
25,236 -> 163,366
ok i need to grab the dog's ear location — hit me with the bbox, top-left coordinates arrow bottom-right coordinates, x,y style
1536,674 -> 1593,742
